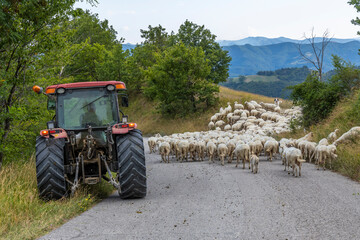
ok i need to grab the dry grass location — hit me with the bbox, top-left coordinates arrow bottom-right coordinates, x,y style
0,156 -> 114,240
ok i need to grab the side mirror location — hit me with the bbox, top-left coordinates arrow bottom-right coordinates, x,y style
121,95 -> 129,107
47,96 -> 56,110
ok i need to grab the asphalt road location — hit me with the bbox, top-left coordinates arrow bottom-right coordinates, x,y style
40,138 -> 360,240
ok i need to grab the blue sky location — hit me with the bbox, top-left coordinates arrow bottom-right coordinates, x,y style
75,0 -> 360,44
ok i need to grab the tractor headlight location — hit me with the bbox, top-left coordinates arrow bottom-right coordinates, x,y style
122,115 -> 128,123
57,88 -> 65,94
106,85 -> 115,91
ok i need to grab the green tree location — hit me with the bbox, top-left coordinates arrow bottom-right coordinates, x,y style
288,73 -> 342,127
60,10 -> 126,82
140,24 -> 169,49
175,20 -> 231,84
145,43 -> 212,116
330,55 -> 360,96
0,0 -> 96,167
69,9 -> 119,48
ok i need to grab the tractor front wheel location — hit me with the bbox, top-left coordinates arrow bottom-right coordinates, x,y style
35,137 -> 68,200
116,129 -> 147,199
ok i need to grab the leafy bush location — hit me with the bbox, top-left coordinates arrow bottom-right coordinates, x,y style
288,56 -> 360,127
288,73 -> 342,127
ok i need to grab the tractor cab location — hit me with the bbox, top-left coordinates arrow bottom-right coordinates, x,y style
44,81 -> 128,130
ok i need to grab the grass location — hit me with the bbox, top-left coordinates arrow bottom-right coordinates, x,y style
0,155 -> 114,240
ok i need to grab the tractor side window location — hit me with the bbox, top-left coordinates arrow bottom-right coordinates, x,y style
47,96 -> 56,110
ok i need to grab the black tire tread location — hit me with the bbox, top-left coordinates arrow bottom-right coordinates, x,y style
116,129 -> 146,199
36,136 -> 67,200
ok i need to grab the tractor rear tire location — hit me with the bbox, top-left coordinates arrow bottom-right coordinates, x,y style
116,129 -> 146,199
35,136 -> 67,200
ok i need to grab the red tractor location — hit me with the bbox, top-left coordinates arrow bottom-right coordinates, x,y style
33,81 -> 146,200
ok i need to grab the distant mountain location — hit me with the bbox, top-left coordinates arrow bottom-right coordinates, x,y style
223,41 -> 360,77
218,36 -> 360,46
122,43 -> 136,51
220,66 -> 312,98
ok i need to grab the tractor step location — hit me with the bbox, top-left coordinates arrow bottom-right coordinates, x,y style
84,177 -> 100,185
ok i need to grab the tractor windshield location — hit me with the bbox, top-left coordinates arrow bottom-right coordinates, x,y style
57,88 -> 119,129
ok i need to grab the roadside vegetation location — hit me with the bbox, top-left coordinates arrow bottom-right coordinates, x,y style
0,155 -> 113,240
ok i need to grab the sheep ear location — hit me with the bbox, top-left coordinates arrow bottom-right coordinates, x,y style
298,159 -> 306,163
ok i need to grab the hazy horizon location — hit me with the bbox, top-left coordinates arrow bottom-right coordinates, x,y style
74,0 -> 360,44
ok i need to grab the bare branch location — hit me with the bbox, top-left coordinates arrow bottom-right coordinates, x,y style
297,28 -> 332,81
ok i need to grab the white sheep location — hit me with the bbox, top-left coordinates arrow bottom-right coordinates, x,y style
284,147 -> 305,177
148,137 -> 157,153
304,141 -> 317,162
244,101 -> 255,111
196,141 -> 206,161
249,140 -> 263,156
189,141 -> 197,161
264,139 -> 279,162
215,120 -> 226,129
225,102 -> 232,114
217,143 -> 228,166
233,143 -> 250,168
327,129 -> 340,143
208,121 -> 215,130
159,142 -> 171,163
313,144 -> 337,170
250,100 -> 262,109
318,138 -> 329,146
250,152 -> 259,173
334,127 -> 360,146
224,124 -> 232,131
207,141 -> 217,163
234,101 -> 244,110
178,140 -> 189,163
274,106 -> 281,113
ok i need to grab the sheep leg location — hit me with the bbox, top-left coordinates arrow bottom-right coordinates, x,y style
236,155 -> 239,168
292,163 -> 295,176
243,157 -> 245,169
221,156 -> 225,166
317,155 -> 321,170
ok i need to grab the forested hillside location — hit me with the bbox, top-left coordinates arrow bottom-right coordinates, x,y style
221,66 -> 312,98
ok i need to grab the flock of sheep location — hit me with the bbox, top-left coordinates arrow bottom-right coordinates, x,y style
148,99 -> 360,177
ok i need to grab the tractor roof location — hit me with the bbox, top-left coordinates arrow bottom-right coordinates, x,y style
45,81 -> 126,94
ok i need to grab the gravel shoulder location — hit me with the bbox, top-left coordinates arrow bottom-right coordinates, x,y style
40,138 -> 360,240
